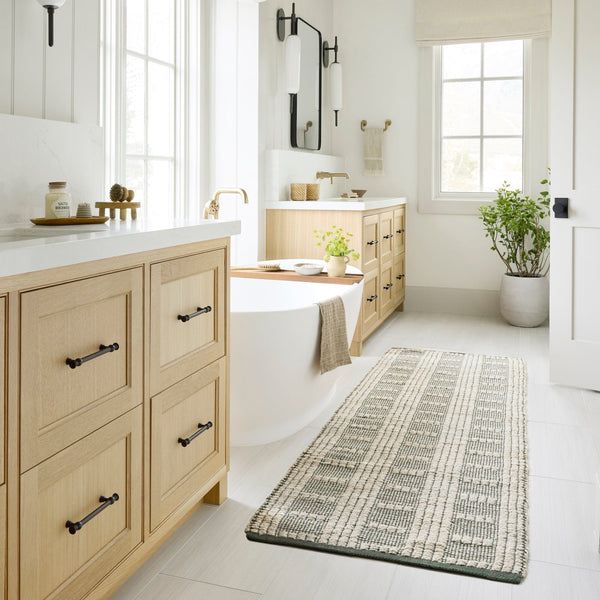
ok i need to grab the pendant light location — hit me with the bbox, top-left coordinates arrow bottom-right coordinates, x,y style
37,0 -> 66,47
323,36 -> 343,126
277,3 -> 302,95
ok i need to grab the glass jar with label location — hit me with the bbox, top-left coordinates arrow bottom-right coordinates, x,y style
45,181 -> 72,218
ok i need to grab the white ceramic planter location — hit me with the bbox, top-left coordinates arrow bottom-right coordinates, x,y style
326,255 -> 349,277
500,274 -> 549,327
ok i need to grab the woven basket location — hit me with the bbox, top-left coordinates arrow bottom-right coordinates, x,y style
290,183 -> 307,201
306,183 -> 320,201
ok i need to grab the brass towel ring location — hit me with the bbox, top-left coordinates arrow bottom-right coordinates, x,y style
361,119 -> 392,132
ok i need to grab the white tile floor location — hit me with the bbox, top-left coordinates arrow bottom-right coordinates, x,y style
111,312 -> 600,600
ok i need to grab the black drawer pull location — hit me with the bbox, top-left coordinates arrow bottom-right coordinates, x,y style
383,283 -> 393,290
66,343 -> 120,370
366,295 -> 378,303
396,229 -> 405,234
178,305 -> 212,323
178,421 -> 213,448
383,234 -> 393,240
66,493 -> 119,535
396,274 -> 405,281
366,240 -> 379,246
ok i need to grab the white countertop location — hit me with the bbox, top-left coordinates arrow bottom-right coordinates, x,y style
0,218 -> 241,279
266,197 -> 407,211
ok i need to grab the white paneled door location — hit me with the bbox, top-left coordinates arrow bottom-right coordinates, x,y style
549,0 -> 600,390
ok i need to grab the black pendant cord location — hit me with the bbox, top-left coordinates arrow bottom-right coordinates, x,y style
46,6 -> 56,47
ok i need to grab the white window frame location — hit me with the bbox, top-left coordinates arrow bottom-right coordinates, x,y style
418,39 -> 548,216
102,0 -> 205,222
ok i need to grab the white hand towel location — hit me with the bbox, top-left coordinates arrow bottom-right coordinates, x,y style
364,127 -> 384,176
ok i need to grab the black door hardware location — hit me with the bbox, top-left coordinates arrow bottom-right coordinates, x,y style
178,305 -> 212,323
178,421 -> 213,448
366,240 -> 379,246
66,493 -> 119,535
366,295 -> 378,302
383,234 -> 393,240
553,197 -> 569,219
66,343 -> 119,370
396,229 -> 405,234
383,283 -> 393,290
396,274 -> 405,281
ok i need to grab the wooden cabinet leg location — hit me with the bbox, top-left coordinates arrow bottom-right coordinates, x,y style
203,476 -> 228,505
350,340 -> 363,357
396,301 -> 405,312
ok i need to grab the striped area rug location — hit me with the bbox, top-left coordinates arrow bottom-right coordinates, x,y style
246,348 -> 529,583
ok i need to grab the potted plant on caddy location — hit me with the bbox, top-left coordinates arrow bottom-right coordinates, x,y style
314,226 -> 360,277
479,178 -> 550,327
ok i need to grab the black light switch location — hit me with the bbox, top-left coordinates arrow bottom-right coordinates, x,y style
553,197 -> 569,219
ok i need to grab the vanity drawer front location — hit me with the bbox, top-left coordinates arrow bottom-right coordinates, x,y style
20,408 -> 142,600
0,298 -> 5,485
379,211 -> 395,264
380,262 -> 395,317
150,250 -> 226,395
362,270 -> 380,335
393,207 -> 406,258
20,269 -> 143,472
362,215 -> 380,273
150,359 -> 226,531
394,254 -> 406,305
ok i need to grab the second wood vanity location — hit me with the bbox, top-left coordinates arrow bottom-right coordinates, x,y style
0,219 -> 239,600
266,197 -> 407,355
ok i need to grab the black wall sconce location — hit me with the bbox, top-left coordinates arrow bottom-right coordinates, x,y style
323,36 -> 343,126
37,0 -> 66,47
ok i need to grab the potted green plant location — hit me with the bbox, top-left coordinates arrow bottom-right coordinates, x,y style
314,226 -> 360,277
479,179 -> 550,327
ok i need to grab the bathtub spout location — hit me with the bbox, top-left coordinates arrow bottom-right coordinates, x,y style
203,188 -> 249,220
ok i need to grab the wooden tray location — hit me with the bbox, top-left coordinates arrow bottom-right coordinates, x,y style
31,216 -> 110,226
231,268 -> 363,286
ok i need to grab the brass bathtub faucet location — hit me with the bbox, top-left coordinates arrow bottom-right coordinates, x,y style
203,188 -> 249,220
316,171 -> 350,184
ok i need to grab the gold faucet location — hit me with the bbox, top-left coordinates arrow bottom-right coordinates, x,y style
316,171 -> 350,184
203,188 -> 249,220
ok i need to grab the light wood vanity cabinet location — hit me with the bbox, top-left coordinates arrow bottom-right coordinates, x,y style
20,269 -> 143,472
20,408 -> 143,600
150,358 -> 227,531
266,202 -> 406,354
0,237 -> 231,600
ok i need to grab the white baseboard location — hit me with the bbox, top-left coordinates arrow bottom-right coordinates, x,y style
405,286 -> 500,318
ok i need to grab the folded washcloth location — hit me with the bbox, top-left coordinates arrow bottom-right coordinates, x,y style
364,127 -> 384,176
318,296 -> 352,374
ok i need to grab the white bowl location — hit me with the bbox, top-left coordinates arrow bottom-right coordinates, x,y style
293,262 -> 324,276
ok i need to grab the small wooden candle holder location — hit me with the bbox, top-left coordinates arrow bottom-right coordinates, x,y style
95,202 -> 141,221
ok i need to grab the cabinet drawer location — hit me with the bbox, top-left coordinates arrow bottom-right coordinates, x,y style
394,255 -> 406,305
362,215 -> 380,273
20,269 -> 143,471
0,485 -> 5,600
20,408 -> 142,600
150,359 -> 226,531
0,298 -> 4,485
380,262 -> 395,316
362,270 -> 380,335
393,207 -> 406,258
379,211 -> 394,265
150,250 -> 226,395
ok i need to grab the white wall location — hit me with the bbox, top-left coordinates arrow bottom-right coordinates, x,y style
0,0 -> 101,125
332,0 -> 517,298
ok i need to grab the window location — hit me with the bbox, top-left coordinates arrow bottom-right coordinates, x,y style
103,0 -> 204,222
124,0 -> 177,222
418,39 -> 545,216
438,41 -> 524,196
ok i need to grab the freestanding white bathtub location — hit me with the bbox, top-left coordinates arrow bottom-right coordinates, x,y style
230,263 -> 364,446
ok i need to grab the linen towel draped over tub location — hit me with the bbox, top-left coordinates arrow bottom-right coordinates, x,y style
318,296 -> 352,374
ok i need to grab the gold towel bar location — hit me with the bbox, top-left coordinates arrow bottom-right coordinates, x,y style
361,119 -> 392,132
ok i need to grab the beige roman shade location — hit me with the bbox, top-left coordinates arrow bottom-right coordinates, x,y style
415,0 -> 552,46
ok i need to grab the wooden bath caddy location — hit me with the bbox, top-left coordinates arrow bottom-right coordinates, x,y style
95,201 -> 141,221
31,216 -> 109,226
231,268 -> 363,285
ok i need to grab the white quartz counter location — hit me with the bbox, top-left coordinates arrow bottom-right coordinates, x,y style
0,218 -> 241,279
265,197 -> 407,211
